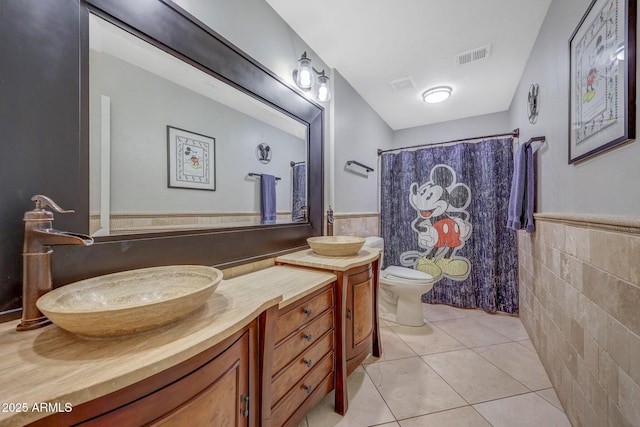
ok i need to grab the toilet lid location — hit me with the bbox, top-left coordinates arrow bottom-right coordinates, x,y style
382,265 -> 433,281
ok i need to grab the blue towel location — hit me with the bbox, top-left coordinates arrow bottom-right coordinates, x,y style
260,174 -> 277,224
507,143 -> 535,232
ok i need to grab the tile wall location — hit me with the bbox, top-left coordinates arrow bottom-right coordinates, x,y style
90,212 -> 293,235
518,214 -> 640,427
332,213 -> 380,237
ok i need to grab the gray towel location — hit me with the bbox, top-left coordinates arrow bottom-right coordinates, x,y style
507,144 -> 535,232
260,174 -> 277,224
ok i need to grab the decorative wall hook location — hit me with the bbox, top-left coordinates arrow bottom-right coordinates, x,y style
527,83 -> 540,124
256,143 -> 272,164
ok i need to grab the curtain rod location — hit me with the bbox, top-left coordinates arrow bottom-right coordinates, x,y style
377,128 -> 520,156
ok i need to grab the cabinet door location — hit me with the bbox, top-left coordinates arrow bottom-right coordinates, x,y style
346,265 -> 373,363
78,332 -> 251,427
151,332 -> 250,427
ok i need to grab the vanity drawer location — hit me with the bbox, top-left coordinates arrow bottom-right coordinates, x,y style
275,287 -> 333,343
272,309 -> 333,374
270,352 -> 334,427
271,330 -> 334,406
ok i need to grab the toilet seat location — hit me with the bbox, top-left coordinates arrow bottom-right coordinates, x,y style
381,265 -> 433,286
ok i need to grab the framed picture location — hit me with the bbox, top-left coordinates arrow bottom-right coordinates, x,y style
569,0 -> 636,163
167,126 -> 216,190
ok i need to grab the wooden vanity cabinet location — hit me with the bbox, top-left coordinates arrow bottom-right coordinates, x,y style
275,251 -> 382,417
264,284 -> 336,427
29,320 -> 263,427
344,264 -> 375,373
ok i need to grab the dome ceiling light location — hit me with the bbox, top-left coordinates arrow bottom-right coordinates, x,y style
422,86 -> 452,104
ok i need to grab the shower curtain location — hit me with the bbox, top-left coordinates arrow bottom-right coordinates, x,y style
291,163 -> 306,221
380,138 -> 518,313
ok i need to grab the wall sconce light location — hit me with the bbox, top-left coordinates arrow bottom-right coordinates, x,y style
293,51 -> 331,102
422,86 -> 452,104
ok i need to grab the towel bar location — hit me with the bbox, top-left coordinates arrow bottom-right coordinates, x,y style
248,173 -> 281,181
346,160 -> 374,173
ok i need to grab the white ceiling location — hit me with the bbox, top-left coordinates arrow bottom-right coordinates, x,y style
265,0 -> 552,130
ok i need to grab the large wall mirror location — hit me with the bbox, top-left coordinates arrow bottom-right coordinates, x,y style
46,0 -> 325,285
89,14 -> 309,236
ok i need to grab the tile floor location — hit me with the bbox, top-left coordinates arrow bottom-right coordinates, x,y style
298,304 -> 571,427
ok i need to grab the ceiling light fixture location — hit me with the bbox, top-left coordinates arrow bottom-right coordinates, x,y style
293,52 -> 331,102
422,86 -> 452,104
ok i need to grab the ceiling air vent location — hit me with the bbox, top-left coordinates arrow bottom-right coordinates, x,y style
390,76 -> 416,92
455,44 -> 492,67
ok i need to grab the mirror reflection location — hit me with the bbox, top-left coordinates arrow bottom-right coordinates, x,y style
89,14 -> 308,236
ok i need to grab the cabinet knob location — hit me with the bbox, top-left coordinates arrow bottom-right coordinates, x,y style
303,333 -> 313,342
303,384 -> 313,394
347,308 -> 352,320
304,359 -> 313,368
303,308 -> 313,316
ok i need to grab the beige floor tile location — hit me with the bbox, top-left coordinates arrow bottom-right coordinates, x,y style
474,342 -> 552,390
388,323 -> 466,355
370,423 -> 400,427
516,339 -> 536,352
365,357 -> 466,419
471,313 -> 530,341
473,392 -> 571,427
363,327 -> 416,364
536,388 -> 565,412
432,317 -> 512,347
460,308 -> 496,317
422,303 -> 469,321
423,349 -> 529,404
304,366 -> 396,427
398,406 -> 492,426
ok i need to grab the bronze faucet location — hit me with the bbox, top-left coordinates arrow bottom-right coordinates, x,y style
17,195 -> 94,331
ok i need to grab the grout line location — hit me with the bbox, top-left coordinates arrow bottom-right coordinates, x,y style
361,361 -> 401,422
345,305 -> 569,426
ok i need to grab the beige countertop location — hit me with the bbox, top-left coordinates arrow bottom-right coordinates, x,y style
0,265 -> 336,426
276,247 -> 381,272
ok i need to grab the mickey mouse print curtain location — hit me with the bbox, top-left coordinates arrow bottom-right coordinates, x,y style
380,138 -> 518,313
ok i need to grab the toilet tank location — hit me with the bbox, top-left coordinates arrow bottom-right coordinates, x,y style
364,236 -> 383,249
364,236 -> 384,267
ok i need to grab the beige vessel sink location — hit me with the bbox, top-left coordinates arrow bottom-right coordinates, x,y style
36,265 -> 223,338
307,236 -> 366,256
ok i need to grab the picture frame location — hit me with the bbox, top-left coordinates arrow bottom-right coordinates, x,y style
167,126 -> 216,190
569,0 -> 636,164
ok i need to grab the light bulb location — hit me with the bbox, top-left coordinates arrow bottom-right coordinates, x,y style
316,74 -> 331,102
295,54 -> 314,90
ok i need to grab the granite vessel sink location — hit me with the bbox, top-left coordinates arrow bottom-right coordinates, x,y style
307,236 -> 366,256
36,265 -> 223,338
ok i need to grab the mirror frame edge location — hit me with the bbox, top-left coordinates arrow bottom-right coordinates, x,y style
51,0 -> 324,285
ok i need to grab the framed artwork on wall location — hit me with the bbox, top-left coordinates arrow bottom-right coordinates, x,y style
568,0 -> 636,164
167,126 -> 216,190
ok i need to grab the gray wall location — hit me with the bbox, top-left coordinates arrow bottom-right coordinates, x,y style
509,0 -> 640,216
172,0 -> 329,89
334,71 -> 394,213
90,51 -> 304,213
392,111 -> 512,148
174,0 -> 397,216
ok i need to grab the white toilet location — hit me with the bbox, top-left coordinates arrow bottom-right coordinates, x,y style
365,236 -> 434,327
